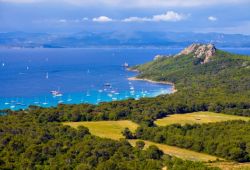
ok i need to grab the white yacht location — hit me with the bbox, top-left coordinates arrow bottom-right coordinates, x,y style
122,62 -> 129,68
51,90 -> 63,97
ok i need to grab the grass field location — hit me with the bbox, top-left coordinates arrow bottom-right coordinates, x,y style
63,120 -> 139,140
207,162 -> 250,170
128,139 -> 221,162
155,112 -> 250,126
63,120 -> 221,162
64,119 -> 250,169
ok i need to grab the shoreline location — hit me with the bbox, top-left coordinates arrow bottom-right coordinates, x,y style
128,77 -> 177,93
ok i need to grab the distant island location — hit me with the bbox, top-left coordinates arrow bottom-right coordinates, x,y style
1,44 -> 250,170
1,31 -> 250,48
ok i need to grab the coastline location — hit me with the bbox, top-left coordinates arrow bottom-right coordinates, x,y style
128,76 -> 177,93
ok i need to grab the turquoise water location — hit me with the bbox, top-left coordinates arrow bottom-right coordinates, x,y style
0,48 -> 180,110
0,47 -> 250,110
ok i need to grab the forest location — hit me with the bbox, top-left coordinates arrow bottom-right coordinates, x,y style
0,110 -> 218,170
133,120 -> 250,162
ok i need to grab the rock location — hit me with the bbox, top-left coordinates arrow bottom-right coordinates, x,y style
176,43 -> 216,64
154,55 -> 163,60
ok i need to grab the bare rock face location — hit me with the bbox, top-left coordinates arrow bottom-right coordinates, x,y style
154,55 -> 163,60
176,43 -> 216,64
154,54 -> 171,61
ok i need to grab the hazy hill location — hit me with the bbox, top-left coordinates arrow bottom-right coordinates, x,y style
1,31 -> 250,48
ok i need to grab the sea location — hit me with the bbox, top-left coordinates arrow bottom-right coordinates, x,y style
0,47 -> 250,110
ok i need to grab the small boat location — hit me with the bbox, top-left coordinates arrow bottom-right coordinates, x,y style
67,95 -> 72,102
26,66 -> 29,70
98,90 -> 103,93
122,62 -> 129,68
112,97 -> 117,101
2,63 -> 5,67
42,97 -> 48,105
55,93 -> 63,97
51,90 -> 63,97
46,72 -> 49,79
10,100 -> 16,103
104,83 -> 111,87
58,100 -> 63,104
34,101 -> 40,104
10,105 -> 15,109
86,91 -> 90,96
16,102 -> 23,105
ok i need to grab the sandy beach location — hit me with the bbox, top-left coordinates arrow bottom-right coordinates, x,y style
128,77 -> 177,93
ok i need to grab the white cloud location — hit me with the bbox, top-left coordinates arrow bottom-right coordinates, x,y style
33,18 -> 90,24
93,16 -> 113,22
208,16 -> 217,21
1,0 -> 249,7
152,11 -> 186,21
122,17 -> 150,22
122,11 -> 187,22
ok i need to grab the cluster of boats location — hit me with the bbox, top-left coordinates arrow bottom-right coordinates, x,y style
2,60 -> 155,109
2,84 -> 151,109
4,100 -> 26,109
102,83 -> 119,101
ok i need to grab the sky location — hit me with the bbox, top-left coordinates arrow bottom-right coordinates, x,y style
0,0 -> 250,35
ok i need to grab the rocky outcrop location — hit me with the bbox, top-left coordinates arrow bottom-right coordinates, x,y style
154,55 -> 163,60
176,43 -> 216,64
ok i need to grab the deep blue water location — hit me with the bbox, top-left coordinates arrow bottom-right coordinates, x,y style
0,47 -> 250,110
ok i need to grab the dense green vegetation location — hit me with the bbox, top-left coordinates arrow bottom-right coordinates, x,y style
0,111 -> 163,169
134,120 -> 250,162
1,44 -> 250,168
0,111 -> 218,169
132,49 -> 250,116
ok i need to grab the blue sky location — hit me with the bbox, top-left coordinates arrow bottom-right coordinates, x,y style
0,0 -> 250,34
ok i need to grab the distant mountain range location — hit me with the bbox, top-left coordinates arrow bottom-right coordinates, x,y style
0,31 -> 250,48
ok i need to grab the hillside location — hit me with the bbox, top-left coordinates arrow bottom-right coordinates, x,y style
132,43 -> 250,116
